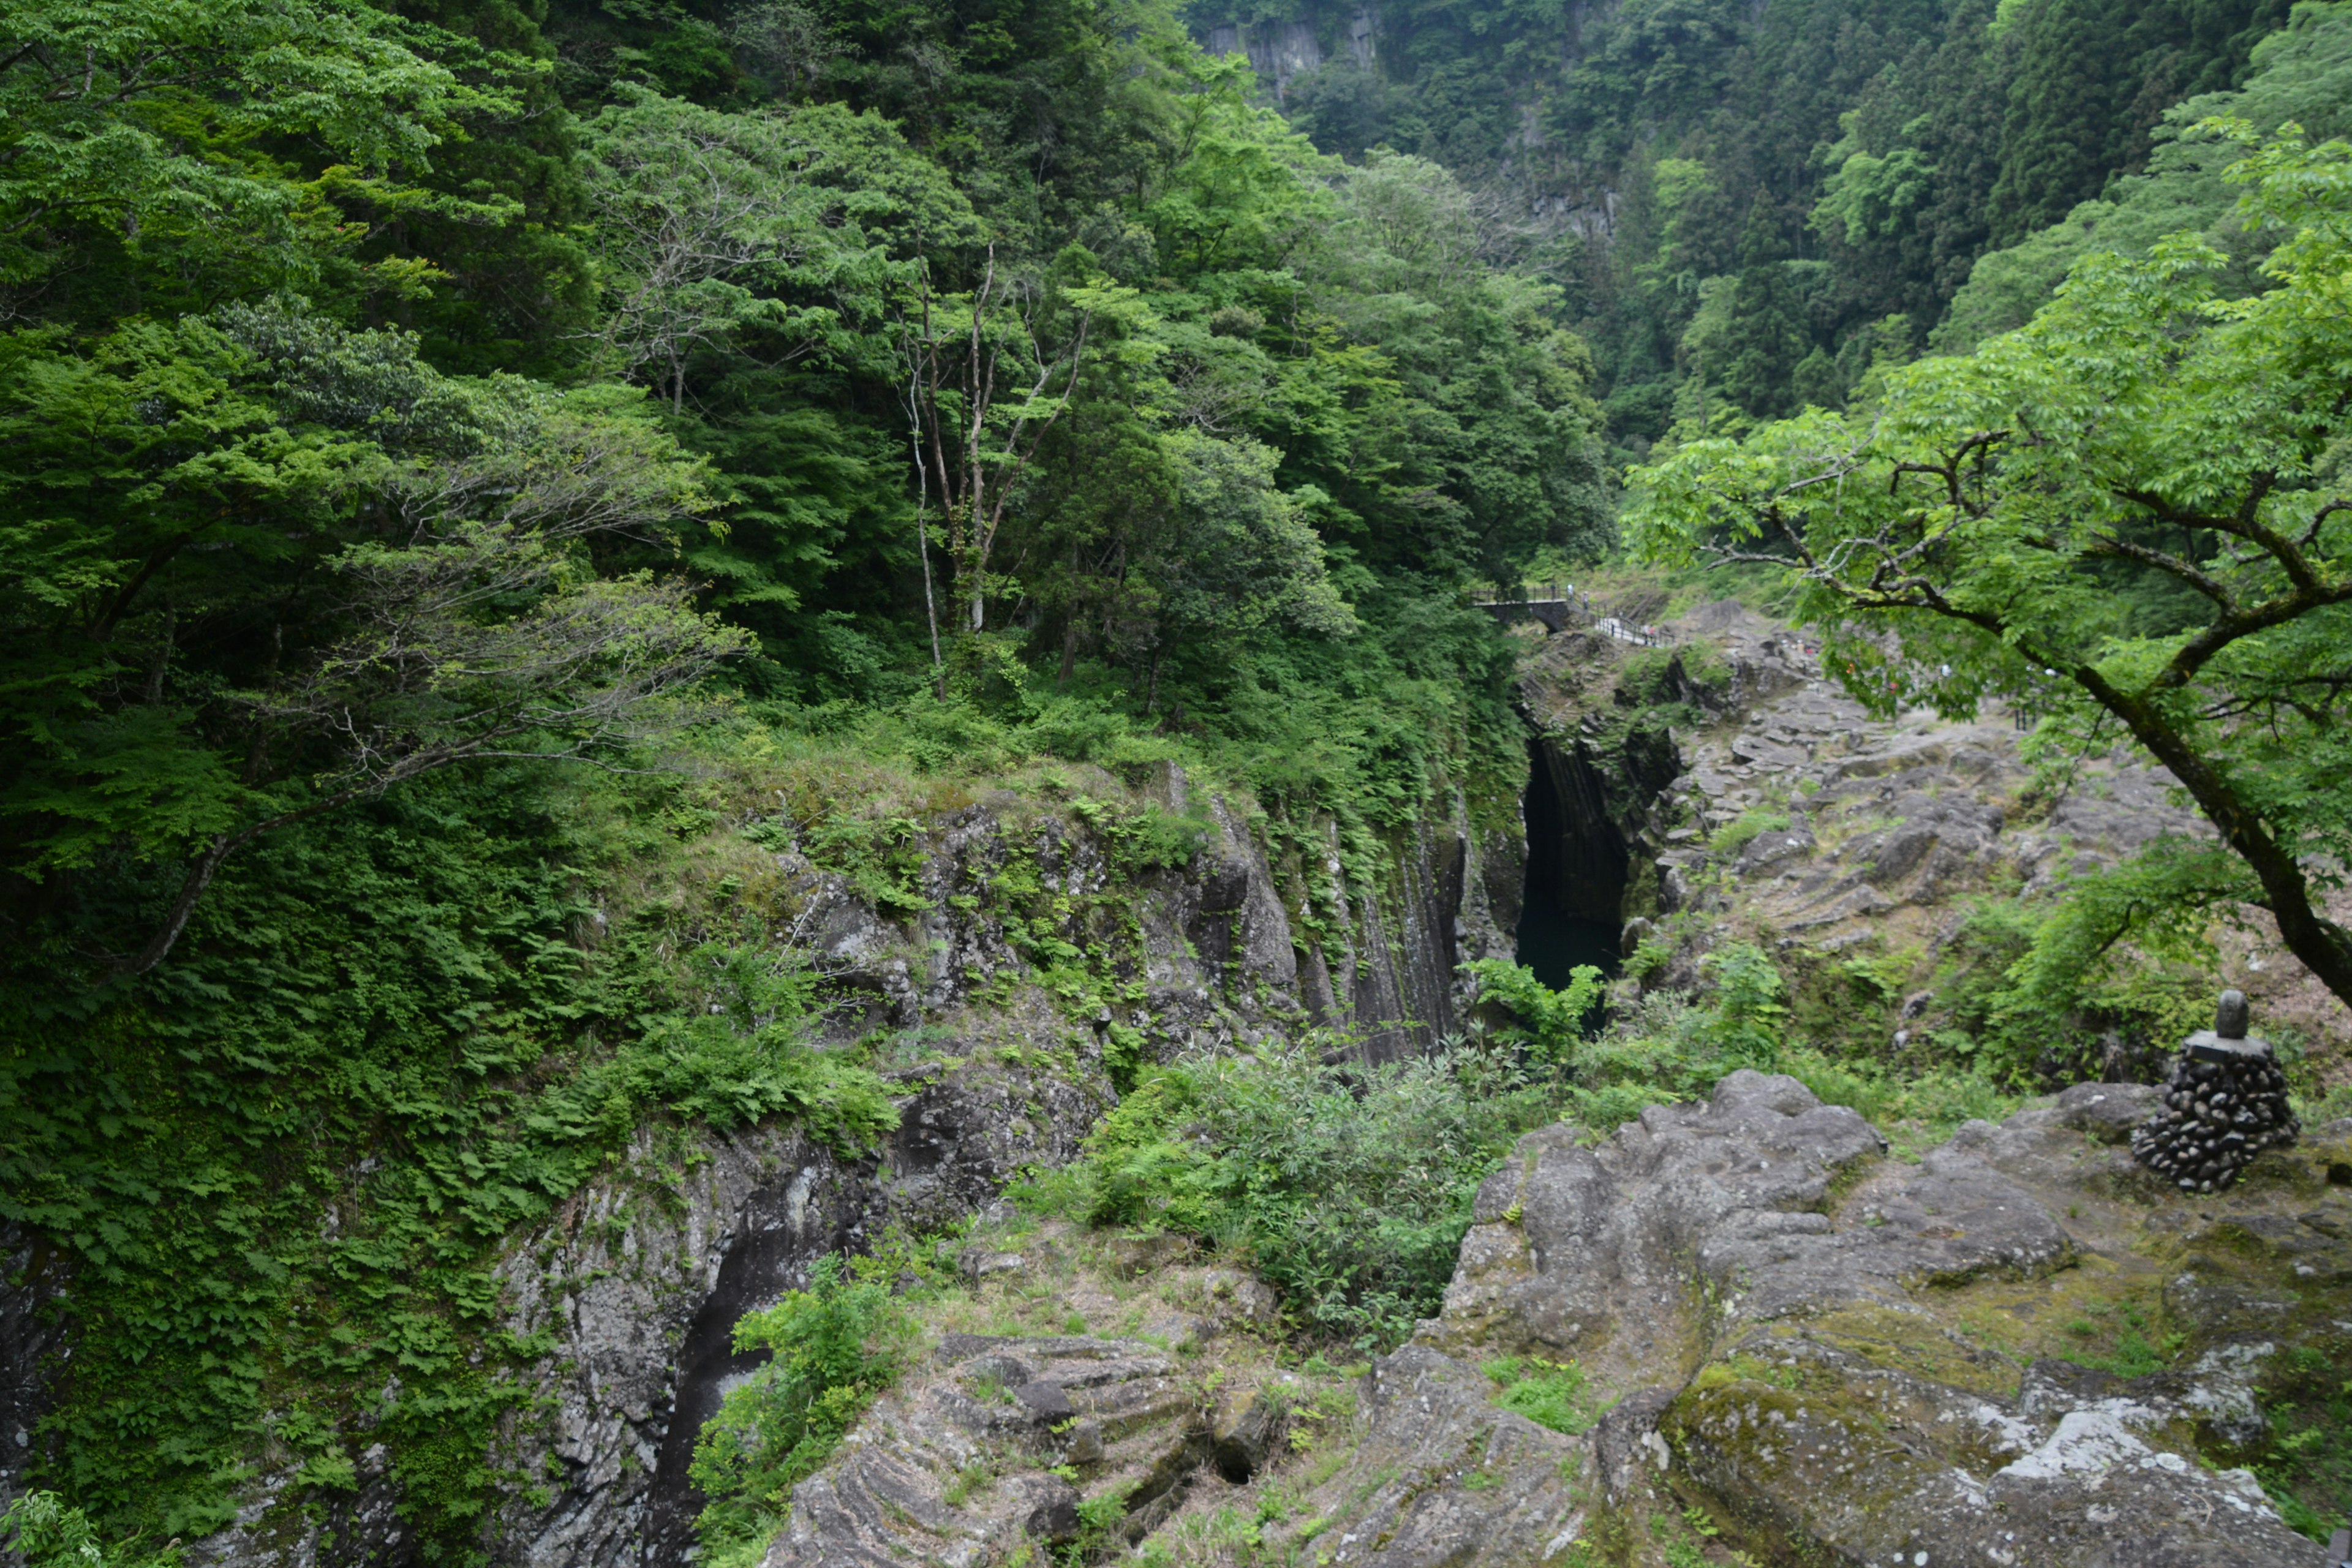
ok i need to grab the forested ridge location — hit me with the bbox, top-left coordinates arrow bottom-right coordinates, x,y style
1265,0 -> 2342,455
2,0 -> 2349,1560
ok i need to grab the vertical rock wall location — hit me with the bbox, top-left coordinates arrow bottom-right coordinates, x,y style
127,776 -> 1522,1568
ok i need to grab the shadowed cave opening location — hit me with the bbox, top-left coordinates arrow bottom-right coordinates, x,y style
1515,739 -> 1622,1011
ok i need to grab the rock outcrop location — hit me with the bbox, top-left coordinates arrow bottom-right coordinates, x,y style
1514,597 -> 2350,1074
150,774 -> 1518,1567
1267,1072 -> 2351,1567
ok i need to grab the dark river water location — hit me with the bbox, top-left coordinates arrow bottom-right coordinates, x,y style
1514,892 -> 1619,1031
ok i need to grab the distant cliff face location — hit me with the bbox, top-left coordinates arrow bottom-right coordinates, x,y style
157,772 -> 1521,1567
1512,597 -> 2348,1075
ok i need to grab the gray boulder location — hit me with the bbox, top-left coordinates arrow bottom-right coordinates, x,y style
1283,1071 -> 2342,1567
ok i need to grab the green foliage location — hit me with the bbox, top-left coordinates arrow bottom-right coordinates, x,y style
2252,1338 -> 2352,1542
1309,0 -> 2303,450
1629,130 -> 2352,1011
1939,1 -> 2352,348
0,1491 -> 178,1568
1018,1041 -> 1571,1349
641,945 -> 898,1152
2056,1302 -> 2185,1378
688,1254 -> 919,1566
1483,1356 -> 1612,1436
1708,807 -> 1792,857
0,766 -> 897,1548
1483,943 -> 2031,1147
1463,959 -> 1607,1064
18,0 -> 2327,1550
1696,944 -> 1790,1068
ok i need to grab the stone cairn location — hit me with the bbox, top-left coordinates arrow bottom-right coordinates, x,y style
2130,989 -> 2299,1192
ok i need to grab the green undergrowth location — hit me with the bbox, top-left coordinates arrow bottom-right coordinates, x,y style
1015,1038 -> 1580,1351
2255,1339 -> 2352,1544
0,1490 -> 179,1568
1,673 -> 1518,1556
2054,1301 -> 2184,1380
688,1251 -> 930,1568
1483,1356 -> 1613,1436
1474,944 -> 2029,1158
0,758 -> 910,1559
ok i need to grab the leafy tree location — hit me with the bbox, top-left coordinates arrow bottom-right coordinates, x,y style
0,305 -> 747,973
577,88 -> 971,410
1986,0 -> 2291,243
1937,0 -> 2352,347
0,0 -> 485,315
1629,129 -> 2352,1009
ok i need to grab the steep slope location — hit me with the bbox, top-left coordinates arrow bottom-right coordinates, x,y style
9,770 -> 1519,1567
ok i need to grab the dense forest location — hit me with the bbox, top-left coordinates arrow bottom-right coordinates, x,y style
1262,0 -> 2346,456
2,0 -> 2349,1560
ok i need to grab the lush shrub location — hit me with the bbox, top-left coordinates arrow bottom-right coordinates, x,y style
1695,943 -> 1789,1067
1019,1040 -> 1572,1349
689,1254 -> 920,1567
1463,957 -> 1607,1063
0,1492 -> 176,1568
639,944 -> 897,1153
1480,948 -> 2026,1150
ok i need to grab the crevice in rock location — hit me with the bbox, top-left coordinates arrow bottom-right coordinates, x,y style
641,1156 -> 868,1567
1516,737 -> 1627,990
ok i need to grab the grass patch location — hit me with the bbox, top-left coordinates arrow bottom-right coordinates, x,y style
1709,806 -> 1792,857
1483,1356 -> 1613,1436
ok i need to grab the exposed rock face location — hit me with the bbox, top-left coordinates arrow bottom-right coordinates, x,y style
1514,597 -> 2350,1074
1276,1072 -> 2351,1567
150,782 -> 1516,1567
762,1335 -> 1206,1568
1273,1344 -> 1590,1566
740,1223 -> 1321,1568
0,1226 -> 64,1514
177,1057 -> 1112,1568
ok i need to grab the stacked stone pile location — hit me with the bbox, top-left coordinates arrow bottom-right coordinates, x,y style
2130,989 -> 2299,1192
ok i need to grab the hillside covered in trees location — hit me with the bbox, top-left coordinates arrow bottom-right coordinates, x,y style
3,0 -> 2350,1562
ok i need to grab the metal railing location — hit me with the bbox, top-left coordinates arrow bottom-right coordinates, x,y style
1469,583 -> 1674,646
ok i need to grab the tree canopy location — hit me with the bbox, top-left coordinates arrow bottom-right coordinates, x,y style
1627,126 -> 2352,1008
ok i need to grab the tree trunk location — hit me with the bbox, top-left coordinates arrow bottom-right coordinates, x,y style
2084,673 -> 2352,1010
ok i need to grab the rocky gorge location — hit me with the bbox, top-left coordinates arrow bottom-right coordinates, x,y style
9,595 -> 2345,1567
782,1069 -> 2350,1567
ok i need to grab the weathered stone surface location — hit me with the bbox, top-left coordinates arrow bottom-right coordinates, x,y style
760,1335 -> 1205,1568
0,1226 -> 64,1516
1289,1072 -> 2342,1568
1516,597 -> 2350,1062
1262,1347 -> 1587,1568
